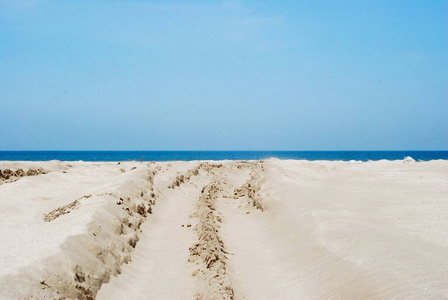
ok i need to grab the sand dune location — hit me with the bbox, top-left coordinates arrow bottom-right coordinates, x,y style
1,159 -> 447,299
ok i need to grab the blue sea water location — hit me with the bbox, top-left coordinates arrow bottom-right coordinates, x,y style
0,151 -> 447,162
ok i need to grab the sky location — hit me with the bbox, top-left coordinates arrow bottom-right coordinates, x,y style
0,0 -> 447,150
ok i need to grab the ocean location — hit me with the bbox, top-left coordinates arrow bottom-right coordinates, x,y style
0,151 -> 447,162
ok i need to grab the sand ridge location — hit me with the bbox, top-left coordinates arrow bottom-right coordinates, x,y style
188,177 -> 233,300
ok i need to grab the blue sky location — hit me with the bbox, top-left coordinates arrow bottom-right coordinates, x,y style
1,0 -> 447,150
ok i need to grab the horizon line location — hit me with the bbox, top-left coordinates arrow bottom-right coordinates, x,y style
1,150 -> 447,152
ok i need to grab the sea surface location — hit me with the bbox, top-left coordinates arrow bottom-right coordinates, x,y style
0,151 -> 447,162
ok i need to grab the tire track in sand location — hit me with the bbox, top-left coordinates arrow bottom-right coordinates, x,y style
97,162 -> 210,300
186,161 -> 262,299
98,161 -> 266,300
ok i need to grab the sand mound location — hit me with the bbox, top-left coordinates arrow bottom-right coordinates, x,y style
0,162 -> 158,299
403,156 -> 416,163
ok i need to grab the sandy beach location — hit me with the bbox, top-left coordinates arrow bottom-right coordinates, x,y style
1,158 -> 447,299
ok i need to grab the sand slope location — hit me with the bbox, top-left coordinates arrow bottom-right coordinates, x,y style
1,159 -> 447,299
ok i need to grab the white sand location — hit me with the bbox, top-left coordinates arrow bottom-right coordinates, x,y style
1,159 -> 447,299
